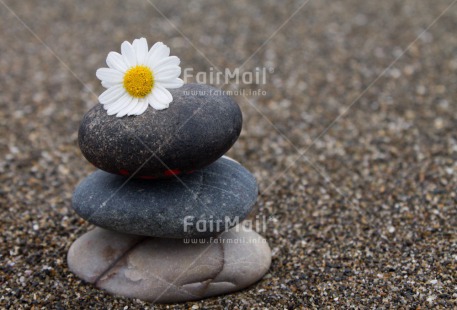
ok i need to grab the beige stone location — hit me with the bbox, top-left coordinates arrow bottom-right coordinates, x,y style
68,226 -> 271,303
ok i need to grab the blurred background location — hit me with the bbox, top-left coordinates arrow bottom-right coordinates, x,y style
1,0 -> 456,308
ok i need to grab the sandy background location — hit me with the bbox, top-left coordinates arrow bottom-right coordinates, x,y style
1,0 -> 456,308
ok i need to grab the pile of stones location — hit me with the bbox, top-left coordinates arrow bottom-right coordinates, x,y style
67,84 -> 271,303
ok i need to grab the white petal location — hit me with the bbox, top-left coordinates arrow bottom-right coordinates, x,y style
107,96 -> 132,115
156,78 -> 183,89
148,93 -> 169,110
126,98 -> 143,115
146,42 -> 170,68
105,93 -> 130,112
101,80 -> 117,89
136,99 -> 149,115
148,85 -> 172,111
151,56 -> 180,71
133,38 -> 148,65
154,85 -> 173,102
96,68 -> 123,84
99,84 -> 125,104
106,52 -> 128,72
154,67 -> 181,81
117,98 -> 138,117
121,41 -> 137,67
154,65 -> 181,75
147,41 -> 162,56
128,98 -> 148,115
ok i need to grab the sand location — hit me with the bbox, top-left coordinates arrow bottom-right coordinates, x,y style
1,0 -> 456,308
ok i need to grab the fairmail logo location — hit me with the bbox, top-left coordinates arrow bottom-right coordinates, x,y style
183,67 -> 273,85
183,215 -> 268,234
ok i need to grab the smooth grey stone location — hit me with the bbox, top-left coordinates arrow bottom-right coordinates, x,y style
67,226 -> 271,303
78,83 -> 242,179
71,156 -> 258,238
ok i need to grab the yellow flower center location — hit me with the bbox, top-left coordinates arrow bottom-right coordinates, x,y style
123,65 -> 154,98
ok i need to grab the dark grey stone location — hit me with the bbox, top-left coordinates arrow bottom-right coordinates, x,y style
78,83 -> 242,178
71,157 -> 258,238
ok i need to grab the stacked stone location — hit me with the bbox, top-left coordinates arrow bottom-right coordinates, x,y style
67,84 -> 271,303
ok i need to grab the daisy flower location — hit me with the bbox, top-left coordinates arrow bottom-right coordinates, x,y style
96,38 -> 183,117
